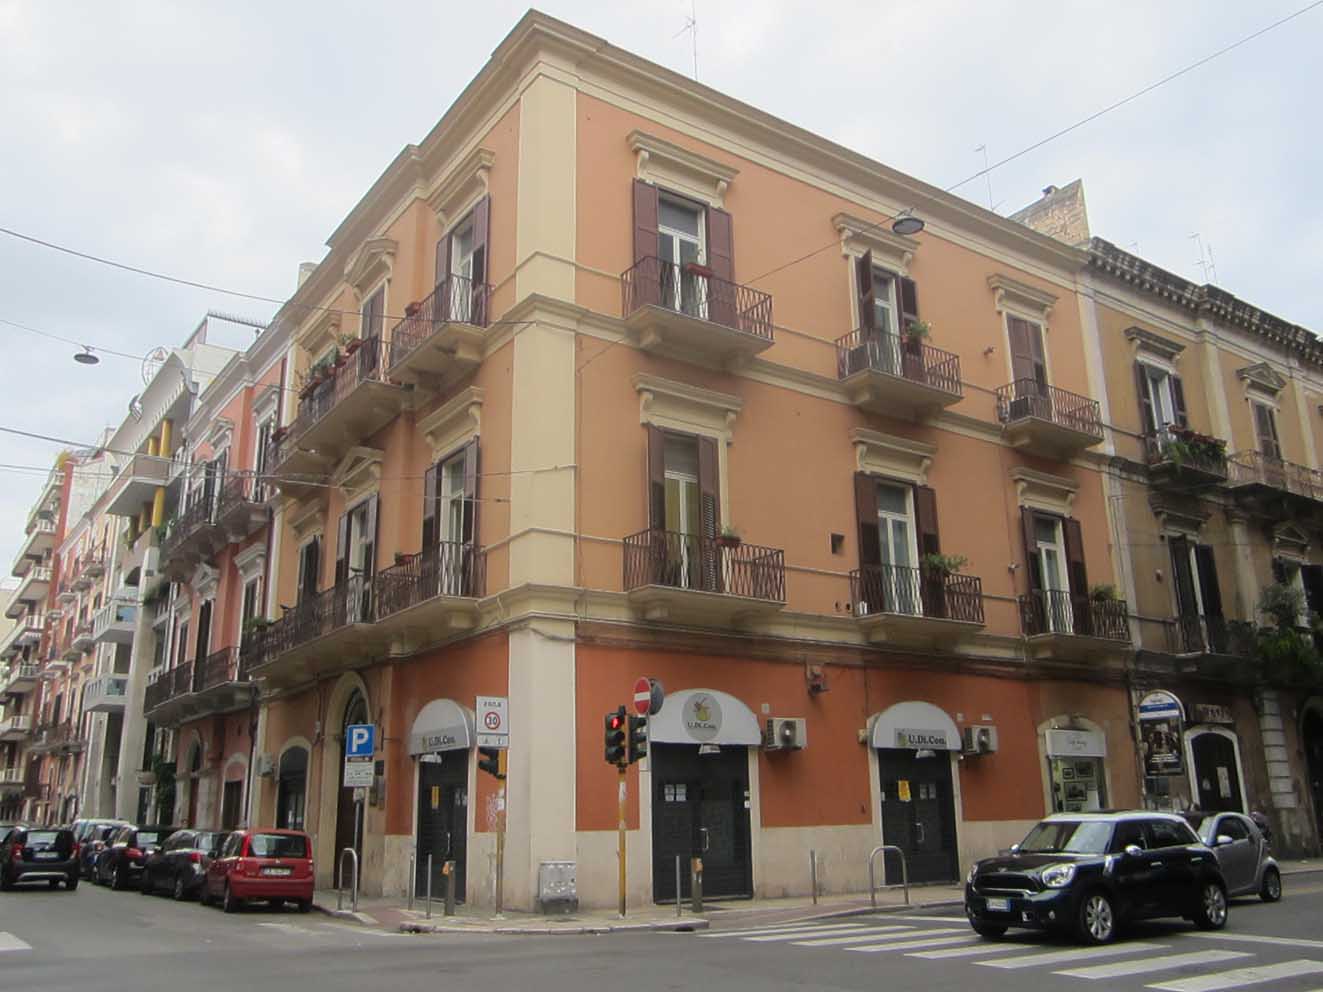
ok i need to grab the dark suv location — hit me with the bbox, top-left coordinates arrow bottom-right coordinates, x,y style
0,826 -> 80,890
94,825 -> 176,890
965,812 -> 1228,944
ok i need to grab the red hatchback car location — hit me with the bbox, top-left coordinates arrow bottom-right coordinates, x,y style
200,829 -> 314,914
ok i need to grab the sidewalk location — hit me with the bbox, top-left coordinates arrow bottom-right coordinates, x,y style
312,856 -> 1323,936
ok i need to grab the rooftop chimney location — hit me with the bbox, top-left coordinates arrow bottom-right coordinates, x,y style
1009,180 -> 1090,248
297,262 -> 317,288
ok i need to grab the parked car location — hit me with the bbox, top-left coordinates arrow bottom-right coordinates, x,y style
141,829 -> 229,900
0,824 -> 20,844
1183,811 -> 1281,902
73,819 -> 130,880
0,826 -> 79,890
201,829 -> 314,913
965,811 -> 1229,944
94,824 -> 176,890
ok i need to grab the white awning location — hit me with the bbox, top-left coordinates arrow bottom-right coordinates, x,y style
870,700 -> 961,751
650,688 -> 763,746
409,699 -> 474,755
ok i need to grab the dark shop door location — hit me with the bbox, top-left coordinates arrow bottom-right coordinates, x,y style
415,753 -> 468,903
651,743 -> 751,902
1191,732 -> 1243,812
878,747 -> 958,883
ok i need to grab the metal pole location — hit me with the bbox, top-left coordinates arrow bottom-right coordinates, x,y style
810,849 -> 818,905
444,860 -> 456,916
494,750 -> 506,919
690,857 -> 703,914
407,852 -> 415,912
675,855 -> 682,918
617,763 -> 627,919
425,853 -> 433,919
352,798 -> 362,911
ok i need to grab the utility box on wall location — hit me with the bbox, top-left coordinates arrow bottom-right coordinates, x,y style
537,860 -> 578,915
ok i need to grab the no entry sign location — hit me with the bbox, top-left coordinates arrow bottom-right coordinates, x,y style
633,677 -> 664,716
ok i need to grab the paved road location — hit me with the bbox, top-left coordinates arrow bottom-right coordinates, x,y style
3,874 -> 1322,992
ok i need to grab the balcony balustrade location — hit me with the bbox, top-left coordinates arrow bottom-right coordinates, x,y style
70,620 -> 95,654
92,598 -> 138,645
215,474 -> 270,541
71,544 -> 106,590
621,256 -> 774,367
1166,614 -> 1256,659
1019,589 -> 1131,660
161,487 -> 223,580
387,276 -> 490,391
2,662 -> 40,695
0,614 -> 46,658
1227,451 -> 1323,510
0,713 -> 32,741
82,674 -> 129,714
0,767 -> 22,795
1145,428 -> 1229,488
11,518 -> 56,578
12,563 -> 52,611
835,328 -> 963,418
105,452 -> 170,517
849,563 -> 985,645
622,529 -> 785,624
995,380 -> 1104,458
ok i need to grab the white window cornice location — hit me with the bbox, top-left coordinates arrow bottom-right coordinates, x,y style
426,146 -> 494,229
233,542 -> 267,583
342,237 -> 398,299
852,428 -> 936,485
1237,361 -> 1287,398
629,129 -> 738,208
418,386 -> 484,462
287,496 -> 325,542
330,446 -> 384,504
988,273 -> 1058,320
1010,466 -> 1077,515
252,385 -> 279,426
1125,326 -> 1185,364
634,373 -> 742,439
834,212 -> 919,276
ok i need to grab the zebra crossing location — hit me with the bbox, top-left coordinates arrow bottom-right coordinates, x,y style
698,916 -> 1323,991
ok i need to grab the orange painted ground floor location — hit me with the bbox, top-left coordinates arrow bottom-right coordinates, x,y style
232,628 -> 1323,910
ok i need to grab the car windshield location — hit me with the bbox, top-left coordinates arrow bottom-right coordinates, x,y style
198,833 -> 225,851
137,832 -> 161,846
249,834 -> 308,858
26,831 -> 60,846
1018,820 -> 1113,854
1188,816 -> 1217,843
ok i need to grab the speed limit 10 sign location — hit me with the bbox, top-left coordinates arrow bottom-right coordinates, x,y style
477,695 -> 508,748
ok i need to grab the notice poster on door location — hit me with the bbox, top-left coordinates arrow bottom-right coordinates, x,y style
1138,691 -> 1184,777
897,780 -> 912,803
1217,766 -> 1232,800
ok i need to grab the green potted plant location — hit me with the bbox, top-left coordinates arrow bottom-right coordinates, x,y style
716,525 -> 742,549
903,318 -> 931,342
921,552 -> 967,576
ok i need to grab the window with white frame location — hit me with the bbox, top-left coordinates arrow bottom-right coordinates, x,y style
1140,363 -> 1179,433
658,195 -> 706,316
874,482 -> 920,614
1033,515 -> 1073,633
239,577 -> 261,642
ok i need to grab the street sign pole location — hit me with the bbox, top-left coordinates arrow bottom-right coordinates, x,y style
617,761 -> 627,919
495,749 -> 506,919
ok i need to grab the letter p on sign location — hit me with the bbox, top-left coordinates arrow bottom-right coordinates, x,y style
347,724 -> 375,758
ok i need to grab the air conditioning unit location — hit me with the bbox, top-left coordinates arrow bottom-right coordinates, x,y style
962,725 -> 998,755
257,753 -> 275,777
764,718 -> 807,751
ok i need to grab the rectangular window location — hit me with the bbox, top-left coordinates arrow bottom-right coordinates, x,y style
1252,401 -> 1282,460
1007,315 -> 1049,396
1141,365 -> 1178,431
296,538 -> 320,602
175,620 -> 190,667
657,195 -> 706,317
874,482 -> 920,614
254,418 -> 272,502
439,451 -> 467,545
360,286 -> 385,341
870,266 -> 898,338
239,578 -> 260,642
1033,516 -> 1073,633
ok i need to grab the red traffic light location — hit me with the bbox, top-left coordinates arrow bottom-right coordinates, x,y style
608,712 -> 625,731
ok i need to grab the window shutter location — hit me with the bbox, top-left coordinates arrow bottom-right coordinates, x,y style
421,463 -> 438,548
646,425 -> 666,530
1061,517 -> 1090,635
1008,317 -> 1034,387
1135,364 -> 1157,436
434,235 -> 450,292
913,485 -> 943,618
1301,565 -> 1323,616
469,195 -> 490,324
697,436 -> 721,592
705,205 -> 735,329
1168,536 -> 1199,616
334,512 -> 349,587
462,438 -> 480,546
1194,545 -> 1224,618
1170,374 -> 1189,429
631,180 -> 661,309
364,494 -> 379,579
1020,508 -> 1043,594
854,473 -> 882,612
856,251 -> 876,334
896,276 -> 919,335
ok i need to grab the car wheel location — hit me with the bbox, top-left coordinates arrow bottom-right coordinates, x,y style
140,873 -> 154,895
1194,881 -> 1229,930
66,876 -> 78,892
972,923 -> 1007,938
223,883 -> 240,914
49,878 -> 60,889
199,885 -> 212,907
173,874 -> 188,901
298,899 -> 312,914
1260,868 -> 1282,903
1077,891 -> 1116,945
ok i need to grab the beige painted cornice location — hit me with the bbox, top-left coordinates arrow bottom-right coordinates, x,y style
330,446 -> 384,502
1125,326 -> 1185,363
1237,361 -> 1287,396
629,129 -> 738,206
852,429 -> 936,484
833,212 -> 919,274
418,386 -> 484,460
988,273 -> 1058,318
633,373 -> 742,432
343,237 -> 397,299
426,147 -> 494,228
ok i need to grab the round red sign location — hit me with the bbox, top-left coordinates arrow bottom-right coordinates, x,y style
632,677 -> 653,716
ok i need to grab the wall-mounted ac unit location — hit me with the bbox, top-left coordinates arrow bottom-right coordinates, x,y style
962,725 -> 998,755
764,717 -> 808,750
257,752 -> 275,776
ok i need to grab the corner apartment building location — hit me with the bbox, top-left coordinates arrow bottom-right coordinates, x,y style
220,11 -> 1144,910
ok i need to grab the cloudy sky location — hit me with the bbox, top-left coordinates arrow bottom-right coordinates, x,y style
0,0 -> 1319,573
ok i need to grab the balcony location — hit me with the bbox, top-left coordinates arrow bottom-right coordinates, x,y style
82,674 -> 128,713
622,529 -> 785,625
70,545 -> 106,591
143,661 -> 194,726
0,714 -> 32,741
1,615 -> 46,658
1161,614 -> 1256,680
1146,428 -> 1229,489
995,381 -> 1104,458
243,544 -> 486,689
12,564 -> 52,610
836,329 -> 963,418
621,257 -> 774,367
387,276 -> 490,391
0,767 -> 22,796
215,474 -> 269,542
71,621 -> 95,655
11,518 -> 56,578
2,663 -> 40,696
191,647 -> 253,713
105,452 -> 171,517
267,337 -> 406,495
1019,590 -> 1131,661
92,598 -> 138,645
849,564 -> 985,645
1227,451 -> 1323,510
43,721 -> 85,755
160,488 -> 222,581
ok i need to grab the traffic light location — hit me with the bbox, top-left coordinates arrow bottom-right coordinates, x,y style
604,706 -> 627,765
627,714 -> 648,764
478,746 -> 505,780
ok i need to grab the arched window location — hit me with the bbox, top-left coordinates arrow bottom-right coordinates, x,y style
276,746 -> 309,831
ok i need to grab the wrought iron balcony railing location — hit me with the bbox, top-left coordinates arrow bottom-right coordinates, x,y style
217,472 -> 269,518
995,380 -> 1103,440
195,646 -> 247,692
622,529 -> 785,603
387,275 -> 490,370
849,564 -> 985,624
242,575 -> 376,672
621,256 -> 774,342
375,542 -> 487,620
1227,450 -> 1323,503
1166,614 -> 1255,657
163,487 -> 218,555
835,328 -> 962,397
1019,589 -> 1129,641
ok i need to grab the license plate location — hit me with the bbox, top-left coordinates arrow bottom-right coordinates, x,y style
985,897 -> 1010,912
262,867 -> 292,876
34,851 -> 59,860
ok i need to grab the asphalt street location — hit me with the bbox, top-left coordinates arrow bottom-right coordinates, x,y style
2,874 -> 1323,992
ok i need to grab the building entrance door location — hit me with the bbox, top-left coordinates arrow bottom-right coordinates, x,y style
1306,708 -> 1323,841
651,743 -> 751,902
415,753 -> 468,903
877,748 -> 958,883
1191,732 -> 1243,812
333,691 -> 368,888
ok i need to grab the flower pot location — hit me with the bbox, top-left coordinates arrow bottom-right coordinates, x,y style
715,535 -> 742,549
683,262 -> 715,279
404,303 -> 421,319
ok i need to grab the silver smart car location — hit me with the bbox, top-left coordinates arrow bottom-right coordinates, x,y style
1185,811 -> 1281,902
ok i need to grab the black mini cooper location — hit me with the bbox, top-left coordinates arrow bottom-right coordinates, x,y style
965,811 -> 1229,944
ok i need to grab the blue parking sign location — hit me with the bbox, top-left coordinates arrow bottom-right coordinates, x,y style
346,724 -> 375,758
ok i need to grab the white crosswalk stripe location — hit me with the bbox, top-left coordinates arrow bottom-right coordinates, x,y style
793,927 -> 931,947
977,941 -> 1169,969
847,934 -> 980,953
1147,960 -> 1323,992
0,932 -> 33,953
1057,950 -> 1253,980
700,921 -> 866,939
909,940 -> 1046,960
742,924 -> 875,942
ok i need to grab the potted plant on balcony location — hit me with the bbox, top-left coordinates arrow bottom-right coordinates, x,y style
903,318 -> 932,343
404,302 -> 422,319
716,526 -> 742,550
1089,584 -> 1119,603
921,553 -> 967,576
683,261 -> 715,280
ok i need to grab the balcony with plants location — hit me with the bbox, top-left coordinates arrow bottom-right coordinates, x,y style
387,276 -> 490,392
836,320 -> 963,418
1145,427 -> 1229,488
995,380 -> 1104,458
621,527 -> 785,625
160,485 -> 223,581
1019,584 -> 1131,660
849,554 -> 986,645
621,256 -> 775,366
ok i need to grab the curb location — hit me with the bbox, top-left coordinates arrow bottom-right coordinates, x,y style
313,904 -> 379,926
400,918 -> 710,936
1280,863 -> 1323,877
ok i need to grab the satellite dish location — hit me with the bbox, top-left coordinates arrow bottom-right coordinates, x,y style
128,395 -> 143,422
142,346 -> 169,386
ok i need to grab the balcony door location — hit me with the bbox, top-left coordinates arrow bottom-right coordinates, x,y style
1138,363 -> 1183,437
663,434 -> 702,590
875,484 -> 920,615
1032,515 -> 1073,634
435,197 -> 488,326
657,196 -> 706,318
1252,401 -> 1283,462
647,427 -> 719,593
1007,315 -> 1049,411
1170,537 -> 1224,652
339,498 -> 377,624
438,451 -> 469,596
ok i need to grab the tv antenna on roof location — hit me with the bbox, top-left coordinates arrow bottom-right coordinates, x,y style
675,0 -> 698,81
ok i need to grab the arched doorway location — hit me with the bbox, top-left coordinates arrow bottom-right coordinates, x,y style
276,745 -> 309,830
186,740 -> 203,827
1186,728 -> 1245,813
409,699 -> 474,903
334,691 -> 369,886
1303,701 -> 1323,842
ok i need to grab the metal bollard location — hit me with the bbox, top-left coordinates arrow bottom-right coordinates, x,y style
675,855 -> 682,918
425,854 -> 433,919
690,856 -> 703,914
810,849 -> 818,905
443,860 -> 456,916
407,853 -> 415,912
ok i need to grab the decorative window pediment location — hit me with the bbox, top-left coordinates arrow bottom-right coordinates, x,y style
253,385 -> 279,426
330,446 -> 384,503
635,373 -> 741,440
1273,522 -> 1310,560
206,418 -> 234,454
191,563 -> 219,600
426,147 -> 494,229
343,237 -> 397,298
852,429 -> 936,485
418,387 -> 484,461
1010,466 -> 1077,515
233,543 -> 267,583
296,308 -> 342,360
988,273 -> 1057,319
288,497 -> 324,542
1125,326 -> 1185,363
834,212 -> 919,276
629,130 -> 738,207
1149,493 -> 1209,535
1237,362 -> 1287,397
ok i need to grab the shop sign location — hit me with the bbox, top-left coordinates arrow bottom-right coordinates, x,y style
1046,729 -> 1107,759
1138,691 -> 1184,777
895,728 -> 950,749
684,694 -> 723,743
1192,703 -> 1234,726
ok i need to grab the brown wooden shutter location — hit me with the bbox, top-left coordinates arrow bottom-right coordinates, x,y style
1254,403 -> 1281,459
1021,507 -> 1043,594
1062,516 -> 1090,634
854,473 -> 882,612
631,180 -> 661,310
334,512 -> 349,587
705,205 -> 735,329
1135,363 -> 1157,436
896,276 -> 919,335
646,425 -> 666,531
469,195 -> 490,324
1194,545 -> 1224,617
364,494 -> 379,579
434,234 -> 450,291
856,251 -> 875,334
697,436 -> 721,592
1168,536 -> 1198,615
913,484 -> 942,618
462,438 -> 480,546
1170,374 -> 1188,428
421,463 -> 438,548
